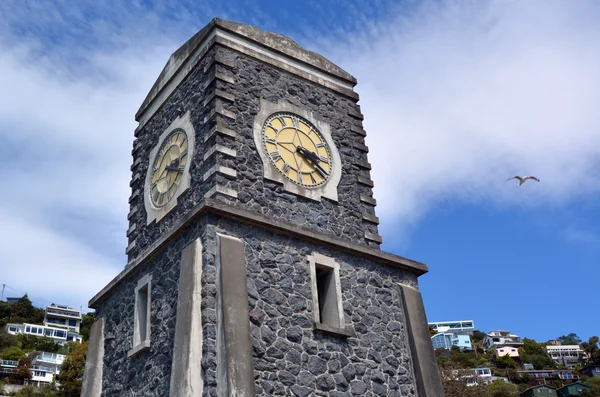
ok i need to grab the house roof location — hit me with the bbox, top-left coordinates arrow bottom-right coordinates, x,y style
520,384 -> 558,394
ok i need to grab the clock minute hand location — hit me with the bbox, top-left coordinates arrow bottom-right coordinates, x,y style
297,146 -> 329,177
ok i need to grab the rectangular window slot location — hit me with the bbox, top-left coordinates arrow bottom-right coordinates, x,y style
129,273 -> 152,358
315,264 -> 339,328
136,284 -> 149,343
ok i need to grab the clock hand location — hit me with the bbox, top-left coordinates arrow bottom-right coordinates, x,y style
165,165 -> 184,172
296,146 -> 329,177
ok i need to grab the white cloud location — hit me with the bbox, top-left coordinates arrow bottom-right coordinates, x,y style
2,0 -> 600,308
0,12 -> 181,309
319,0 -> 600,233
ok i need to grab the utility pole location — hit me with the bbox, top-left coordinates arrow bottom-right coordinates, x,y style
1,284 -> 5,301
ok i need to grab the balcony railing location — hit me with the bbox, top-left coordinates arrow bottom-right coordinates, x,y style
46,309 -> 82,318
1,360 -> 18,367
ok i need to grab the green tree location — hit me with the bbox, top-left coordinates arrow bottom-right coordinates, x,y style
0,329 -> 17,350
522,338 -> 545,355
489,379 -> 519,397
581,336 -> 600,365
79,312 -> 95,342
557,333 -> 582,345
472,330 -> 487,343
55,341 -> 88,397
581,377 -> 600,396
0,301 -> 12,327
496,354 -> 517,369
440,366 -> 492,397
0,346 -> 24,360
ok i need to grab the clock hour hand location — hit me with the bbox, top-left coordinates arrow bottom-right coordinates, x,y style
296,146 -> 329,177
165,165 -> 184,172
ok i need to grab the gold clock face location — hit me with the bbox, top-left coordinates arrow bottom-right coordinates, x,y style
149,129 -> 189,207
262,112 -> 332,188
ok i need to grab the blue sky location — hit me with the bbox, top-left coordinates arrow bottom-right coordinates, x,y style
0,0 -> 599,343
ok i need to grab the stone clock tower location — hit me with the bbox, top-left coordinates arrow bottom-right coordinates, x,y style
82,18 -> 444,397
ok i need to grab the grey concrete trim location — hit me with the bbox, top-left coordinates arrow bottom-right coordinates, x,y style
399,285 -> 445,397
362,213 -> 380,225
136,19 -> 359,127
205,54 -> 236,71
170,239 -> 204,397
204,185 -> 238,199
203,89 -> 235,107
125,239 -> 137,254
350,124 -> 367,136
127,339 -> 150,358
352,142 -> 369,152
357,176 -> 375,187
136,31 -> 216,127
89,199 -> 428,308
360,195 -> 377,206
130,157 -> 141,171
132,139 -> 142,155
314,322 -> 355,338
129,172 -> 141,187
128,189 -> 140,203
215,53 -> 236,68
354,160 -> 372,170
81,317 -> 104,397
307,252 -> 344,329
203,165 -> 237,181
204,118 -> 237,142
348,108 -> 364,120
127,206 -> 139,220
214,71 -> 236,85
216,233 -> 256,397
365,232 -> 383,244
203,103 -> 237,124
214,34 -> 358,101
144,111 -> 196,225
252,98 -> 342,202
126,223 -> 137,237
203,144 -> 237,161
128,273 -> 152,358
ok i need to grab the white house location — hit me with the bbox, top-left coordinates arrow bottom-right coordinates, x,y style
544,345 -> 587,368
43,303 -> 82,333
5,323 -> 82,345
30,352 -> 65,384
483,330 -> 523,350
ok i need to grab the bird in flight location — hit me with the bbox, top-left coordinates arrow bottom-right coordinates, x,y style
507,176 -> 540,186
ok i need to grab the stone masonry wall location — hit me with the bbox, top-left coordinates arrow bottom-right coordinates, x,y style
96,213 -> 418,397
95,220 -> 204,397
126,47 -> 218,260
203,217 -> 419,397
212,46 -> 381,248
127,43 -> 382,262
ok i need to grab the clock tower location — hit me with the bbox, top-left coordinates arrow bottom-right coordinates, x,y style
82,19 -> 444,397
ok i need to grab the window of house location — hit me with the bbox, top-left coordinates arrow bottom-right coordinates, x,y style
68,320 -> 77,326
129,273 -> 152,357
307,253 -> 349,336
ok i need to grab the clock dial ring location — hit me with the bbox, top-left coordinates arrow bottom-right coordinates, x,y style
262,112 -> 332,188
149,129 -> 189,208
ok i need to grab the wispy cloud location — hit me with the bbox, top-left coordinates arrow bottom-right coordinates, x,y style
316,0 -> 600,233
2,0 -> 600,308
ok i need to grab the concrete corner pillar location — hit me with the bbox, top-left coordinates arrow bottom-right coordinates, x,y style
81,317 -> 105,397
216,233 -> 256,397
170,238 -> 204,396
399,285 -> 445,397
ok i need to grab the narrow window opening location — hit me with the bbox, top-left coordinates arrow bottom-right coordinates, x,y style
136,284 -> 149,344
315,264 -> 340,328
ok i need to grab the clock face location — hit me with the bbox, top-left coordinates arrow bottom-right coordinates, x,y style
149,129 -> 189,208
262,112 -> 332,188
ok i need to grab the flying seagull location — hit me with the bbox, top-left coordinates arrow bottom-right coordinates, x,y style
507,176 -> 540,186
